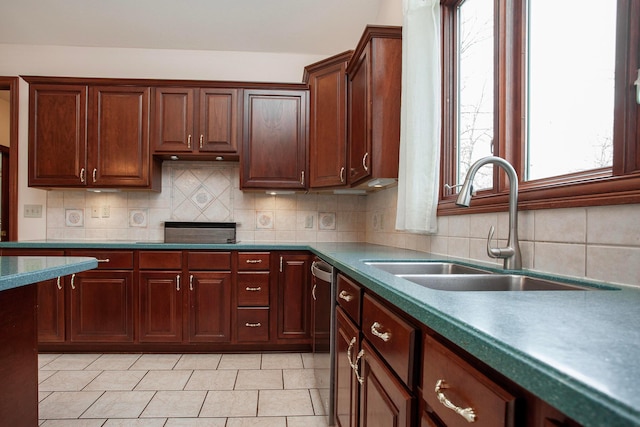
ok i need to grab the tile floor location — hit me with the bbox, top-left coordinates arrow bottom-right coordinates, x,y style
38,353 -> 330,426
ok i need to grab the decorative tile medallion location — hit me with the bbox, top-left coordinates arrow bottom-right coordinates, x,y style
256,211 -> 274,229
65,209 -> 84,227
319,212 -> 336,230
129,209 -> 148,228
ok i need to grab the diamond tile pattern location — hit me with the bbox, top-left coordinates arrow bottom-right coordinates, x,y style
38,353 -> 329,425
171,165 -> 233,222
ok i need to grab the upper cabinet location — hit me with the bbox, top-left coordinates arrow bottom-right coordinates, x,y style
240,88 -> 308,190
27,79 -> 161,190
152,87 -> 240,160
347,26 -> 402,187
304,51 -> 352,189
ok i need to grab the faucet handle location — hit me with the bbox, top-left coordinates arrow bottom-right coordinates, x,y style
487,226 -> 514,260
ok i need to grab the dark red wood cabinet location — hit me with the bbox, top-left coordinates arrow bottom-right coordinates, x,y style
276,252 -> 311,342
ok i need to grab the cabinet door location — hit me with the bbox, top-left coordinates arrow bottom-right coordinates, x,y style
28,84 -> 87,187
359,339 -> 414,427
276,253 -> 311,341
153,87 -> 195,153
308,58 -> 348,188
335,307 -> 360,427
241,89 -> 308,189
199,88 -> 239,155
139,271 -> 183,342
37,278 -> 65,343
188,272 -> 231,343
68,270 -> 134,342
347,46 -> 371,185
89,86 -> 151,187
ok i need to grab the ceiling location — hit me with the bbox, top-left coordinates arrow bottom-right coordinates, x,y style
0,0 -> 384,55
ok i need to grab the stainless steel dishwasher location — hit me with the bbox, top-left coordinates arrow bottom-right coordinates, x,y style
311,257 -> 336,425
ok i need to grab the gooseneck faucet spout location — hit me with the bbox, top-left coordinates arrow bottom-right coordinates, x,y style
455,156 -> 522,270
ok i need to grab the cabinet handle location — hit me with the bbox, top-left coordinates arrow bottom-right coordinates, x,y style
362,152 -> 369,172
245,322 -> 262,328
187,134 -> 192,149
370,321 -> 391,342
80,168 -> 86,183
56,276 -> 62,290
70,273 -> 76,290
245,286 -> 261,292
347,336 -> 357,368
92,168 -> 97,183
97,258 -> 110,263
189,274 -> 194,291
279,256 -> 283,272
300,171 -> 305,186
339,290 -> 353,302
353,348 -> 365,385
340,167 -> 345,183
312,283 -> 317,301
245,259 -> 262,264
176,275 -> 181,291
199,135 -> 204,148
435,379 -> 477,423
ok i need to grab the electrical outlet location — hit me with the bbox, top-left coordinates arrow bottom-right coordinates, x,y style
24,204 -> 43,218
91,206 -> 100,218
101,205 -> 110,218
305,215 -> 314,229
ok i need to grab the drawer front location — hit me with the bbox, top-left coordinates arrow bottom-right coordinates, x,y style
362,293 -> 416,387
66,250 -> 133,269
236,308 -> 270,342
238,252 -> 270,270
139,251 -> 183,270
336,274 -> 362,326
422,334 -> 516,427
188,251 -> 232,270
237,272 -> 270,306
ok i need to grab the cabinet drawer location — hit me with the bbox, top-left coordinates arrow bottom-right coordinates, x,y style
66,250 -> 133,269
422,334 -> 516,427
188,251 -> 231,270
237,272 -> 270,306
362,293 -> 416,387
238,252 -> 270,270
336,274 -> 362,326
139,251 -> 183,270
236,308 -> 269,342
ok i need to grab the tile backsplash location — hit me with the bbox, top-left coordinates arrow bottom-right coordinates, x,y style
45,161 -> 366,243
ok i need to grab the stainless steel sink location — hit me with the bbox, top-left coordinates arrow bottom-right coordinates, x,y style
365,261 -> 490,275
398,274 -> 596,291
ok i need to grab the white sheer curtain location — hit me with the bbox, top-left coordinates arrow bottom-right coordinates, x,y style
395,0 -> 442,234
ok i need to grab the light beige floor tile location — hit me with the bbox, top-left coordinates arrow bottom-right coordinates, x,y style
38,353 -> 62,368
85,370 -> 147,391
184,369 -> 237,391
39,370 -> 102,391
130,354 -> 181,370
261,353 -> 303,369
300,353 -> 314,369
103,419 -> 167,426
135,370 -> 192,390
40,354 -> 102,371
39,391 -> 52,402
309,388 -> 326,416
174,354 -> 222,370
81,390 -> 155,418
141,390 -> 207,418
283,369 -> 317,389
226,416 -> 287,427
40,419 -> 106,426
218,353 -> 261,370
235,369 -> 283,390
200,390 -> 258,417
287,415 -> 331,427
39,370 -> 56,383
258,389 -> 314,417
165,419 -> 227,426
39,391 -> 103,419
86,354 -> 141,370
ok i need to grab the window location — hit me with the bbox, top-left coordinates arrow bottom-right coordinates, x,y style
439,0 -> 640,214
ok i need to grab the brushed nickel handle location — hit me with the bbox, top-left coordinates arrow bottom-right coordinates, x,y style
279,256 -> 283,272
362,152 -> 369,172
370,322 -> 391,342
56,276 -> 62,290
70,273 -> 76,290
340,167 -> 345,183
339,290 -> 353,302
97,258 -> 110,263
353,348 -> 365,385
245,286 -> 262,291
435,379 -> 476,423
176,275 -> 181,291
312,283 -> 317,301
187,134 -> 192,149
80,168 -> 86,183
246,259 -> 262,264
92,168 -> 97,183
300,171 -> 305,186
245,322 -> 262,328
199,134 -> 204,148
189,274 -> 194,291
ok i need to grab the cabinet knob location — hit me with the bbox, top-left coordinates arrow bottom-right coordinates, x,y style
434,379 -> 477,423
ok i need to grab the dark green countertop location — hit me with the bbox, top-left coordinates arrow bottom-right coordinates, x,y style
1,240 -> 637,426
0,256 -> 98,292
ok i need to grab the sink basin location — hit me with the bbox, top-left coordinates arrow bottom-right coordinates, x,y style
398,274 -> 597,291
365,261 -> 490,275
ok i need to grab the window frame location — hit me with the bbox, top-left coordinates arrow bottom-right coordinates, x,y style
438,0 -> 640,216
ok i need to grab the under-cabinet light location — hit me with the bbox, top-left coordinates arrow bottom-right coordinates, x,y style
367,178 -> 397,188
265,190 -> 296,195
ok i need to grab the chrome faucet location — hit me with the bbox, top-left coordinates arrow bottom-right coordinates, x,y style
455,156 -> 522,270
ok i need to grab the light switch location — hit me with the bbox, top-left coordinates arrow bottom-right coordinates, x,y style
24,204 -> 42,218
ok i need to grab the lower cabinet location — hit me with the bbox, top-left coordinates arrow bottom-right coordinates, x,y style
276,252 -> 311,342
335,306 -> 360,427
138,270 -> 183,343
